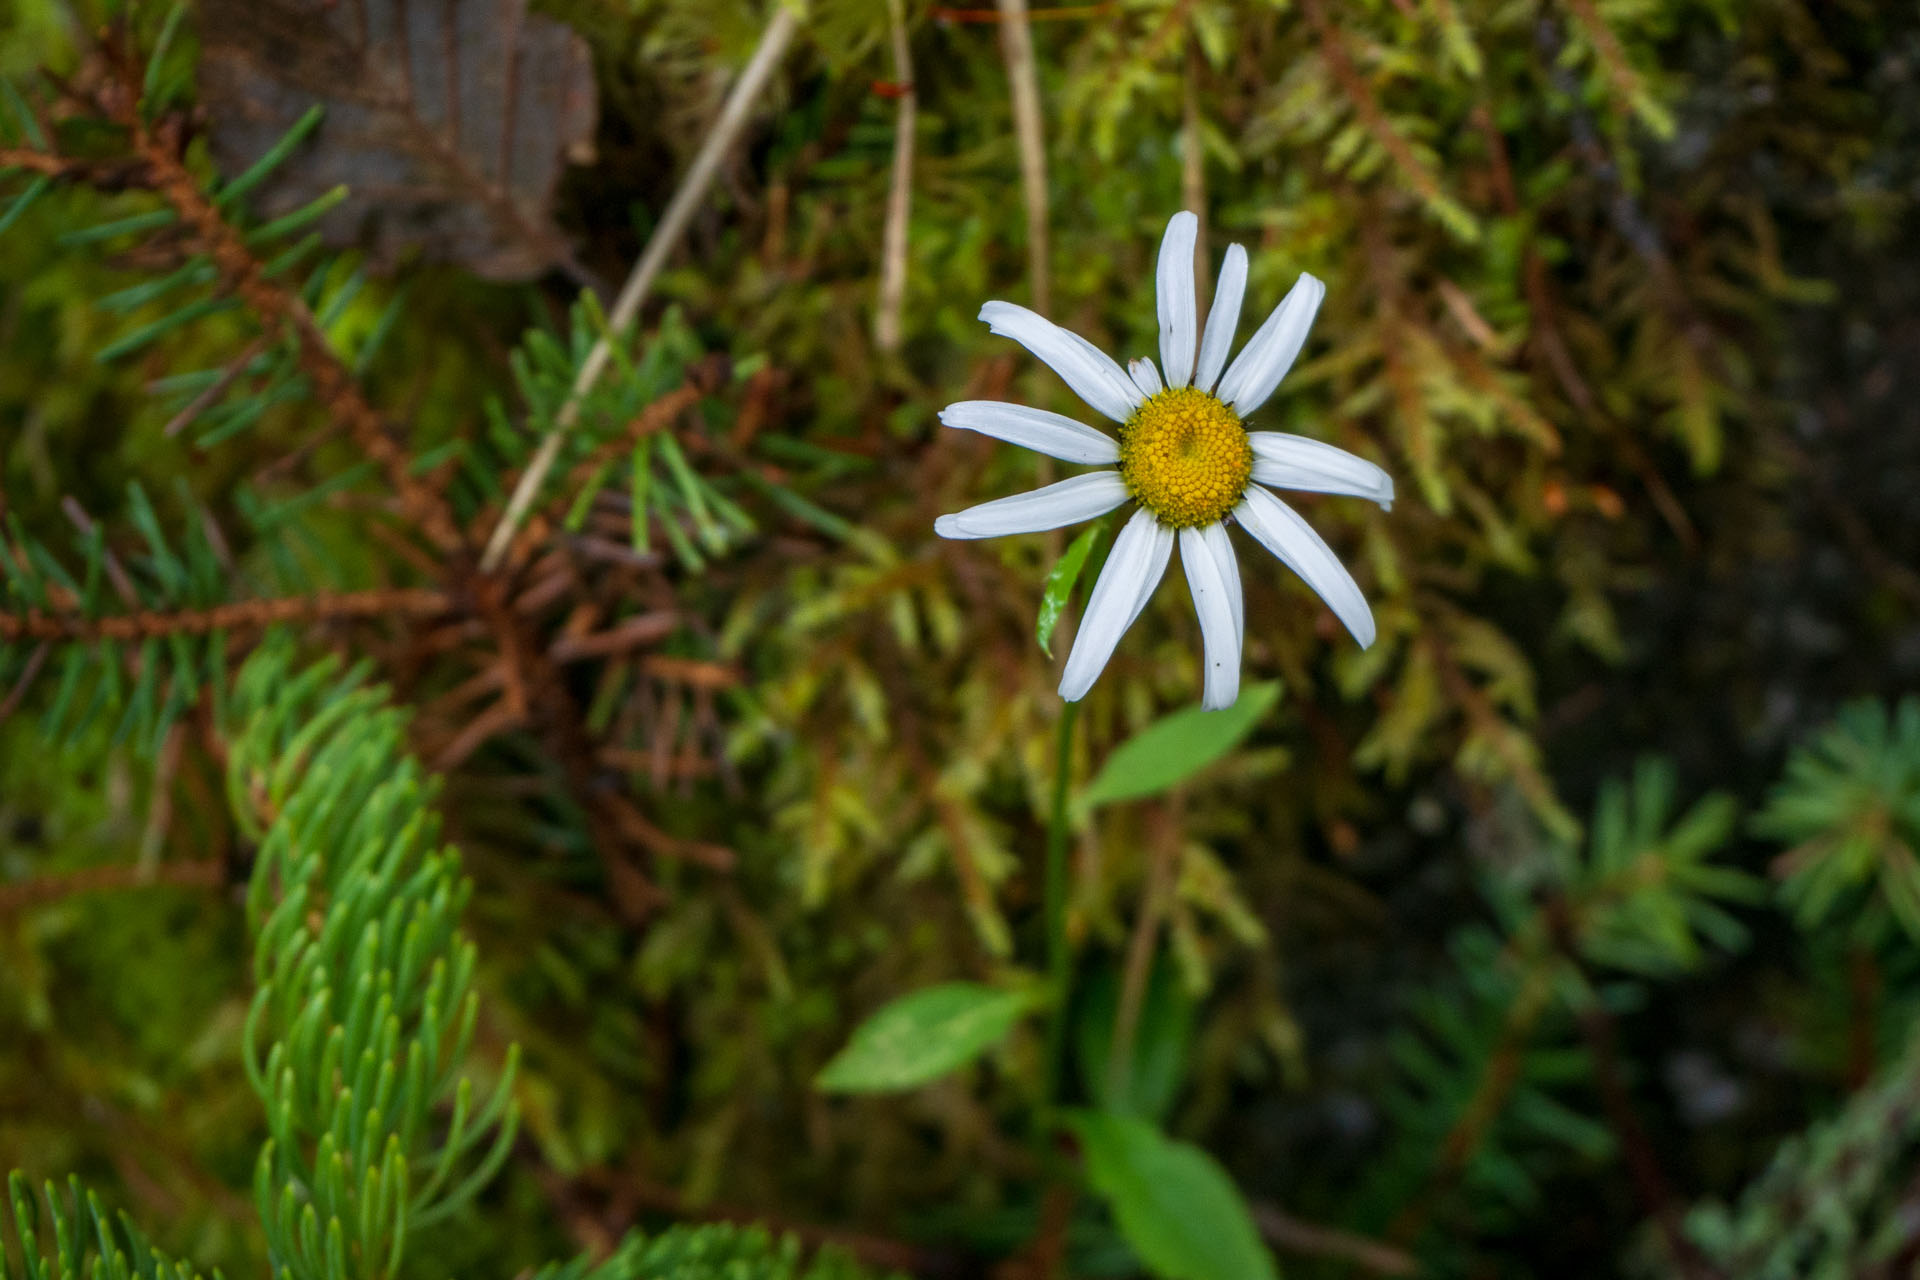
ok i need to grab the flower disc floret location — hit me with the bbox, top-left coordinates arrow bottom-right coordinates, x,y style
1118,386 -> 1253,529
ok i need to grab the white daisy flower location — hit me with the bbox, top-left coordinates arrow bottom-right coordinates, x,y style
934,210 -> 1393,711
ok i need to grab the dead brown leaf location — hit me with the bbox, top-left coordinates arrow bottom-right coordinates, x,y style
199,0 -> 597,280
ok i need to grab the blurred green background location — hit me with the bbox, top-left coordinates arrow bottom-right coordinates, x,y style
4,0 -> 1920,1276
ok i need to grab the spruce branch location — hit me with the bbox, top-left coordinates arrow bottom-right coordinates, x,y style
0,587 -> 450,644
129,129 -> 466,553
4,45 -> 463,550
0,859 -> 224,918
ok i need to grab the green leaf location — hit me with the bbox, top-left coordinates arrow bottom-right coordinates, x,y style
816,982 -> 1040,1094
1068,1111 -> 1278,1280
1081,681 -> 1282,808
1037,521 -> 1104,657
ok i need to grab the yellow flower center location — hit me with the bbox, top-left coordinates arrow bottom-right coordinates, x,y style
1117,386 -> 1252,529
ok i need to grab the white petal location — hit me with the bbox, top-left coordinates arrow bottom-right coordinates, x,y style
1215,273 -> 1326,416
1128,357 -> 1164,398
1156,211 -> 1200,388
935,472 -> 1128,540
1248,432 -> 1394,509
1059,509 -> 1172,702
1198,520 -> 1243,640
1194,243 -> 1247,393
1180,527 -> 1243,710
1233,485 -> 1375,648
941,401 -> 1120,465
1123,514 -> 1175,632
979,301 -> 1142,422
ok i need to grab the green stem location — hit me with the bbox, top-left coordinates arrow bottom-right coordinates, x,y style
1042,698 -> 1080,1111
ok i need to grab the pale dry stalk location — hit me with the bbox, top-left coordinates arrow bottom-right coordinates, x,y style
996,0 -> 1051,315
874,0 -> 916,352
481,5 -> 802,570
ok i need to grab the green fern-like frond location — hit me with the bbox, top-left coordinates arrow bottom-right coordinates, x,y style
0,1175 -> 210,1280
1355,925 -> 1610,1238
1547,758 -> 1757,977
1486,758 -> 1757,977
224,636 -> 518,1280
532,1224 -> 894,1280
1755,698 -> 1920,944
1679,1022 -> 1920,1279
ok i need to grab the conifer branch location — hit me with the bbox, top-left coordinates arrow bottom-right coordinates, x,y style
130,130 -> 467,552
0,587 -> 451,644
0,859 -> 224,917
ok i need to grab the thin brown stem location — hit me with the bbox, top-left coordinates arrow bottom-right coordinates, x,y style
0,641 -> 49,722
1544,895 -> 1723,1280
1386,938 -> 1556,1246
1302,0 -> 1449,209
1253,1203 -> 1418,1276
161,334 -> 271,438
1107,797 -> 1181,1102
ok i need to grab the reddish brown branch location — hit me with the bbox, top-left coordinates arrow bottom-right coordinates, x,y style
15,51 -> 729,926
1301,0 -> 1447,207
1386,956 -> 1552,1246
0,146 -> 146,185
638,655 -> 742,689
1470,104 -> 1699,549
1560,0 -> 1655,123
1254,1203 -> 1417,1276
124,118 -> 466,551
1543,895 -> 1724,1280
0,587 -> 452,644
11,56 -> 466,554
0,860 -> 225,916
549,611 -> 681,663
547,383 -> 707,526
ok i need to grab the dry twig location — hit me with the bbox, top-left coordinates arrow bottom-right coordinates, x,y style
996,0 -> 1051,314
875,0 -> 917,352
481,6 -> 801,570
